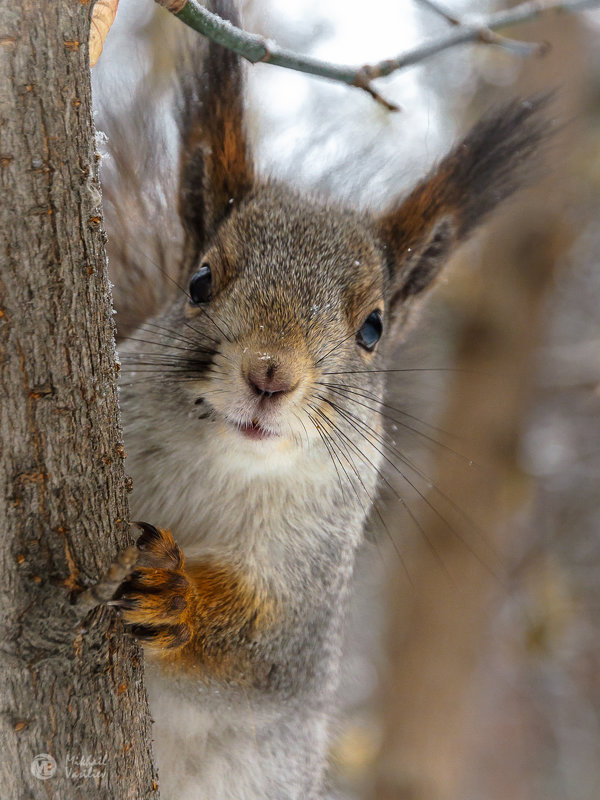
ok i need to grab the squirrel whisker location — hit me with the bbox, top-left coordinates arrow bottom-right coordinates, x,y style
319,382 -> 473,462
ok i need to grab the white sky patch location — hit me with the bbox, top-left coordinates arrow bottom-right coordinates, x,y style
247,0 -> 455,202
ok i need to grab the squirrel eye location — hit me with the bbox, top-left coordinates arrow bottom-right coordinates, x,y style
189,264 -> 212,305
357,309 -> 383,352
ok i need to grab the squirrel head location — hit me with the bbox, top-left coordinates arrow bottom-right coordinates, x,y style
121,3 -> 549,470
177,185 -> 389,444
165,36 -> 549,453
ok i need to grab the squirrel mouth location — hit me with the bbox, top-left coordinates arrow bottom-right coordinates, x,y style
237,418 -> 275,440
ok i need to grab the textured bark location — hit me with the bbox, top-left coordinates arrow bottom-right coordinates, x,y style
0,1 -> 158,798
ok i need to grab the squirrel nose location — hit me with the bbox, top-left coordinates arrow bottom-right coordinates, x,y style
245,360 -> 296,398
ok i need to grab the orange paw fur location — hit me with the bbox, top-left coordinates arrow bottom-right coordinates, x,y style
112,523 -> 197,652
112,523 -> 275,675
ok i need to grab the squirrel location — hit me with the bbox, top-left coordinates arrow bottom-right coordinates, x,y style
100,1 -> 549,797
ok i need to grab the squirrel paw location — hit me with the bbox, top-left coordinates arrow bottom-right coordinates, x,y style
111,523 -> 196,651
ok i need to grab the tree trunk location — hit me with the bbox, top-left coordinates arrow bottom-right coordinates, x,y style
0,1 -> 158,797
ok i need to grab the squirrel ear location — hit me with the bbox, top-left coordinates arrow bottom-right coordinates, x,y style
378,95 -> 551,313
383,214 -> 458,307
177,0 -> 254,254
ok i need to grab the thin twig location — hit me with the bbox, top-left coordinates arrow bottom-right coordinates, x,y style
416,0 -> 550,56
156,0 -> 600,110
418,0 -> 462,26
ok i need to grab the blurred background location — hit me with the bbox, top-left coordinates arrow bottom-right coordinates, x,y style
94,2 -> 600,798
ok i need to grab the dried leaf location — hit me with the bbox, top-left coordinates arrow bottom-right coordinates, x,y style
89,0 -> 119,67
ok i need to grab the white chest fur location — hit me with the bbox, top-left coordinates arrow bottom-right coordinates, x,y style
123,405 -> 376,588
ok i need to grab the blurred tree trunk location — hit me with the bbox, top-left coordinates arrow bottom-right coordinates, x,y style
0,2 -> 158,797
368,10 -> 588,800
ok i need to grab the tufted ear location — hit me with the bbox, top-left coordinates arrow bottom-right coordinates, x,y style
378,96 -> 551,315
177,0 -> 254,258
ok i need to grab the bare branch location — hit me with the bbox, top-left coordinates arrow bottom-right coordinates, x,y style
156,0 -> 600,109
417,0 -> 550,57
418,0 -> 462,26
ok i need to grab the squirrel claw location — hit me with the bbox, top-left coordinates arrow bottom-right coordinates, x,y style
106,597 -> 138,610
133,521 -> 163,549
72,545 -> 139,616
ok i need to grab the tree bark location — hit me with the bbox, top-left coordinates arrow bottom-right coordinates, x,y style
0,1 -> 158,797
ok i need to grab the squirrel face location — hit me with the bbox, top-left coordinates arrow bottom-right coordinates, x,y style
158,95 -> 548,459
116,14 -> 549,487
120,77 -> 548,476
178,185 -> 387,448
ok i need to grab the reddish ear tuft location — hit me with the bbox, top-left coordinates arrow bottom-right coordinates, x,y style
177,0 -> 255,255
378,94 -> 553,308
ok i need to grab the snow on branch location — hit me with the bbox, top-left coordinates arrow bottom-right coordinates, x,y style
156,0 -> 600,110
